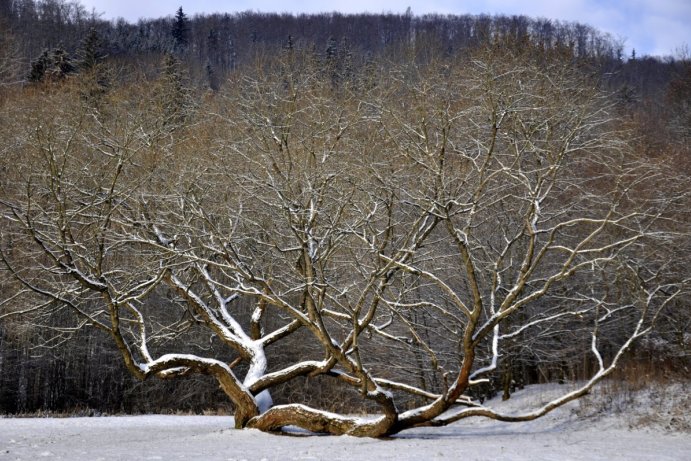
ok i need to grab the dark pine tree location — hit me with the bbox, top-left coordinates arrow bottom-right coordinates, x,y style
79,28 -> 105,71
77,28 -> 110,104
171,7 -> 189,52
158,52 -> 190,127
49,48 -> 74,81
28,50 -> 50,83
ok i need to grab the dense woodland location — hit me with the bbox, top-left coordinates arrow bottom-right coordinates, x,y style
0,0 -> 688,433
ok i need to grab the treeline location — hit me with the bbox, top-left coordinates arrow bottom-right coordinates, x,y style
0,1 -> 688,416
2,1 -> 621,61
0,1 -> 683,83
1,0 -> 687,105
0,1 -> 686,122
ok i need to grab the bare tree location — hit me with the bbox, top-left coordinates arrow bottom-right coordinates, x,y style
1,47 -> 686,436
0,19 -> 22,88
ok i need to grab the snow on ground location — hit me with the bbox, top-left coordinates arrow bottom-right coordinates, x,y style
1,383 -> 689,461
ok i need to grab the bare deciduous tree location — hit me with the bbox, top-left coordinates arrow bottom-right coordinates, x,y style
1,48 -> 686,436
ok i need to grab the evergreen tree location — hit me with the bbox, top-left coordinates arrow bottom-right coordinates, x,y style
77,28 -> 110,104
157,52 -> 191,127
79,28 -> 105,71
325,36 -> 338,62
27,47 -> 74,83
205,60 -> 219,92
49,48 -> 74,81
171,7 -> 189,52
27,50 -> 50,83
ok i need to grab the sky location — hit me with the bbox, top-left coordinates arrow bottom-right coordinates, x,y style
75,0 -> 691,58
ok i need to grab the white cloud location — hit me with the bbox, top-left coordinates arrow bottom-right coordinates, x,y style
642,14 -> 690,56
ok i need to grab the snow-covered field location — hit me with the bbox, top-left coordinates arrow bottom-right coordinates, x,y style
1,383 -> 689,461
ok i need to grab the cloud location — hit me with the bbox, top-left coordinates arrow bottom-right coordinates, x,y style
641,14 -> 690,56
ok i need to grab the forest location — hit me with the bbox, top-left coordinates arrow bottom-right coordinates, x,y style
0,0 -> 689,437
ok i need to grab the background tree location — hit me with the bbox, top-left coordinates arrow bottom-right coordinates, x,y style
26,47 -> 75,83
0,18 -> 21,87
27,50 -> 50,83
171,6 -> 189,53
155,52 -> 192,128
78,27 -> 105,71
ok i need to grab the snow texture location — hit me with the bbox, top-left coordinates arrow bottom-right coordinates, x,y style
0,383 -> 688,461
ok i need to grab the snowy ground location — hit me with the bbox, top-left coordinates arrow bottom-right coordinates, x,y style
1,383 -> 689,461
